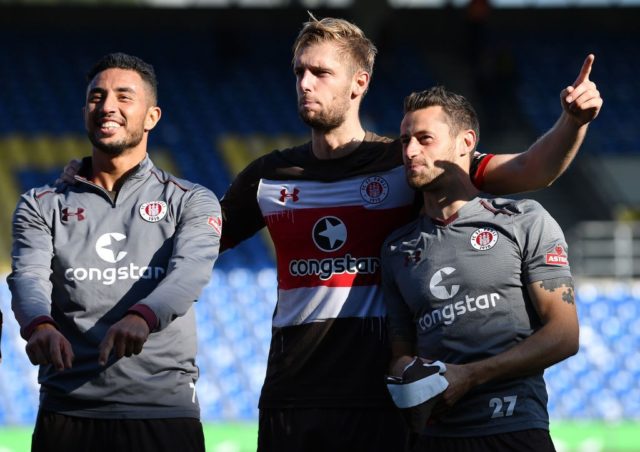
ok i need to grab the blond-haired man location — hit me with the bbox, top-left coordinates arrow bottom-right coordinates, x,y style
220,15 -> 600,452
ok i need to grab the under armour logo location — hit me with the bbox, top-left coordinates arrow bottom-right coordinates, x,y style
279,188 -> 300,203
61,207 -> 85,221
404,249 -> 422,266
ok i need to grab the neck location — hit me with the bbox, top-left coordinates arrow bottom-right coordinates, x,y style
91,147 -> 147,192
310,114 -> 366,160
422,174 -> 479,221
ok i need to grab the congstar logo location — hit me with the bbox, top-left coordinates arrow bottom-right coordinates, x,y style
419,266 -> 500,331
64,233 -> 165,285
289,216 -> 379,280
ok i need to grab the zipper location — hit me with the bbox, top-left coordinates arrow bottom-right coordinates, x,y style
74,177 -> 117,207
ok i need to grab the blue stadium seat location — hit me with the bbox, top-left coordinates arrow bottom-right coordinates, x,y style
509,31 -> 640,155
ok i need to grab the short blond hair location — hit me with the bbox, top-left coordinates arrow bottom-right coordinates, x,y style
292,13 -> 377,76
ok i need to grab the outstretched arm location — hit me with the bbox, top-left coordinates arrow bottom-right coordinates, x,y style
440,277 -> 579,408
481,54 -> 603,195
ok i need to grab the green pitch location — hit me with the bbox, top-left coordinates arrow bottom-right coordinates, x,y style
0,422 -> 638,451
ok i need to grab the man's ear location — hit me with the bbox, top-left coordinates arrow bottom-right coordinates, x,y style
144,106 -> 162,132
460,130 -> 477,156
352,70 -> 370,98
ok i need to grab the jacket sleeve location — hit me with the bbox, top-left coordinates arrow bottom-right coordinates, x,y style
219,155 -> 267,251
133,184 -> 221,331
7,192 -> 58,339
514,199 -> 573,284
469,152 -> 494,190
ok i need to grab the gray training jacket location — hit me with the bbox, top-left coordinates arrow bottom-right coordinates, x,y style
8,155 -> 221,419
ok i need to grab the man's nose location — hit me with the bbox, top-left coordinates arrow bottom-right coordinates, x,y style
298,70 -> 313,92
98,93 -> 117,113
404,139 -> 420,160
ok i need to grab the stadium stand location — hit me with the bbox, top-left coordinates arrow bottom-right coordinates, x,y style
510,31 -> 640,156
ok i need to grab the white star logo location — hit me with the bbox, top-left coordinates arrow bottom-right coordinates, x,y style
95,233 -> 128,263
319,219 -> 346,248
312,216 -> 347,252
429,267 -> 460,300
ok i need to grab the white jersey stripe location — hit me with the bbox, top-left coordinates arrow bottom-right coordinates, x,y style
273,285 -> 385,327
258,165 -> 414,214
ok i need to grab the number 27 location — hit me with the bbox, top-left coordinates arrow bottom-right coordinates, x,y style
489,395 -> 517,418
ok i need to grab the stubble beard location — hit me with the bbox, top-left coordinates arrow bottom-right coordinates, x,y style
88,127 -> 144,156
406,141 -> 458,191
407,170 -> 439,191
299,109 -> 344,131
298,90 -> 350,132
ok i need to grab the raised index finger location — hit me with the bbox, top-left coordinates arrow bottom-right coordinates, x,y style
573,54 -> 595,87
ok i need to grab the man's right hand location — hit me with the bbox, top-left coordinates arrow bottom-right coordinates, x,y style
55,159 -> 82,185
26,324 -> 74,371
560,54 -> 602,127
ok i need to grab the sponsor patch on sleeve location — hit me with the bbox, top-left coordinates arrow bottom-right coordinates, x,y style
545,244 -> 569,266
207,216 -> 222,236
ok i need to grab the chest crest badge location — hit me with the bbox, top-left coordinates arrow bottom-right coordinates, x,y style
139,201 -> 168,223
470,227 -> 498,251
360,176 -> 389,204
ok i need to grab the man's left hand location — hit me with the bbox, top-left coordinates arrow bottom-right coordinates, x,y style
98,314 -> 150,366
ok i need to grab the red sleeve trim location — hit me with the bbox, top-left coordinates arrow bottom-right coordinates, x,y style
21,316 -> 58,340
127,304 -> 159,331
472,153 -> 495,190
35,190 -> 55,199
